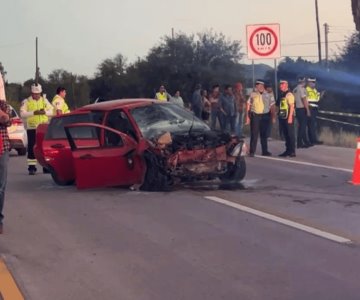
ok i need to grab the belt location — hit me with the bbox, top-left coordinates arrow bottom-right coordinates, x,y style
309,103 -> 318,108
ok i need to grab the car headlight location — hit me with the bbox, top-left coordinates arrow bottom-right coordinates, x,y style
230,143 -> 243,157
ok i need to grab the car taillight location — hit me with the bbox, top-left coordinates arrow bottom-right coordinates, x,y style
44,149 -> 60,161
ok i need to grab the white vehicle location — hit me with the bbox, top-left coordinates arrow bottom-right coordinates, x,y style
7,105 -> 28,156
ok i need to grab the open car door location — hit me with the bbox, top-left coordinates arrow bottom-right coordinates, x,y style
65,123 -> 144,189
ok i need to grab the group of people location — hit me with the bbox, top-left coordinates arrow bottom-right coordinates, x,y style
6,83 -> 70,176
247,77 -> 322,158
154,83 -> 247,137
20,84 -> 70,175
154,77 -> 322,159
0,81 -> 70,233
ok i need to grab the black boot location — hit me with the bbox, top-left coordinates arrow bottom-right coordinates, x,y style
28,166 -> 37,175
278,151 -> 289,157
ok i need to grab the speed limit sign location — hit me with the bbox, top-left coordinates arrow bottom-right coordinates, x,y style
247,24 -> 281,59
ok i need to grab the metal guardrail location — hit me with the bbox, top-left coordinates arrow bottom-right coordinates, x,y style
317,116 -> 360,128
318,110 -> 360,118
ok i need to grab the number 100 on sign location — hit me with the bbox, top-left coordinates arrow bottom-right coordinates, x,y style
246,24 -> 281,60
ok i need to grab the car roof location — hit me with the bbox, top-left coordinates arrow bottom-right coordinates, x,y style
78,99 -> 158,112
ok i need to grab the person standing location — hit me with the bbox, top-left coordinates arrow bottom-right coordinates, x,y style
265,84 -> 275,139
246,80 -> 274,157
0,79 -> 10,234
209,84 -> 222,130
20,84 -> 54,175
277,80 -> 296,157
233,82 -> 246,138
191,84 -> 203,119
52,87 -> 70,115
294,77 -> 312,148
219,85 -> 236,134
169,90 -> 184,107
155,85 -> 170,102
201,89 -> 211,123
306,78 -> 323,145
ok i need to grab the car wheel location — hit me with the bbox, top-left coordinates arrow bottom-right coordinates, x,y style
49,167 -> 74,186
140,151 -> 171,192
220,156 -> 246,183
16,148 -> 27,156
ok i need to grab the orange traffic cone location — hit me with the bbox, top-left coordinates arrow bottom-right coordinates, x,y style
351,138 -> 360,185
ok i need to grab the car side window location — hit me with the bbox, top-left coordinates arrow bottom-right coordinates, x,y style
66,126 -> 100,149
104,129 -> 124,148
105,110 -> 137,141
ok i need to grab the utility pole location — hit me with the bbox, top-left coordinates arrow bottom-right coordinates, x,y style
324,23 -> 329,68
35,37 -> 40,84
315,0 -> 322,63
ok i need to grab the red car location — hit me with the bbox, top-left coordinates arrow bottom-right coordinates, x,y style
34,99 -> 247,191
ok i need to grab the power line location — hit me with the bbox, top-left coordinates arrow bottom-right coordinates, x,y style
282,40 -> 347,46
0,41 -> 30,48
281,54 -> 338,58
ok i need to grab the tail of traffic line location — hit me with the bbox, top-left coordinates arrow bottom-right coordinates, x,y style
351,138 -> 360,185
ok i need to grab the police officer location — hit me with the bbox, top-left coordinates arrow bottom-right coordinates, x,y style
20,84 -> 54,175
246,80 -> 275,157
155,85 -> 170,102
306,77 -> 323,145
294,77 -> 312,148
52,86 -> 70,115
277,80 -> 296,157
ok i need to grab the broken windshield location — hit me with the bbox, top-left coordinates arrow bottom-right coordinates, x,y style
131,103 -> 209,139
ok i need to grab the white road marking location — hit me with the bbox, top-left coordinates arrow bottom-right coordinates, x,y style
256,155 -> 353,173
205,196 -> 353,244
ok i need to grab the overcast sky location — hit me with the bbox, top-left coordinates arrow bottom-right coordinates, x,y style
0,0 -> 355,83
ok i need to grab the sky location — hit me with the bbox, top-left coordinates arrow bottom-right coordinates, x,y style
0,0 -> 355,83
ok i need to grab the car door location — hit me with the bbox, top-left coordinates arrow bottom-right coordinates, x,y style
65,123 -> 144,189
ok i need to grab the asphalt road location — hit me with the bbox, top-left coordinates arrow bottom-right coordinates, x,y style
1,140 -> 360,300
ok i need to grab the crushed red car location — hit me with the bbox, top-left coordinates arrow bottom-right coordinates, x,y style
34,99 -> 247,191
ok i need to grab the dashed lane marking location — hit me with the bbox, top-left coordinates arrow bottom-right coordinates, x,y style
256,155 -> 353,173
205,196 -> 353,245
0,258 -> 24,300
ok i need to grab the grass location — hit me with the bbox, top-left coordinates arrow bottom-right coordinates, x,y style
318,127 -> 358,148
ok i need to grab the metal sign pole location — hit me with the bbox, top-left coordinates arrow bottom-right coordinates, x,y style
252,60 -> 255,87
274,59 -> 278,99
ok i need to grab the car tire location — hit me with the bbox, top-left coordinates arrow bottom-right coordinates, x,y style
140,151 -> 171,192
220,156 -> 246,183
16,148 -> 27,156
49,167 -> 74,186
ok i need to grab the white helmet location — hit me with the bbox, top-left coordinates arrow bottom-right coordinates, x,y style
31,83 -> 42,94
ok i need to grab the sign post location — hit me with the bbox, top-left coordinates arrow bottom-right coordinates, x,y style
247,24 -> 281,89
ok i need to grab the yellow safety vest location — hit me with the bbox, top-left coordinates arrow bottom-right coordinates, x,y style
52,95 -> 70,115
22,97 -> 51,129
249,92 -> 265,114
279,92 -> 295,119
155,92 -> 168,101
306,87 -> 320,108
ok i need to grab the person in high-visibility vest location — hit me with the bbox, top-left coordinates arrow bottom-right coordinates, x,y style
155,85 -> 170,101
20,84 -> 54,175
245,80 -> 275,157
277,80 -> 296,157
306,77 -> 323,145
52,86 -> 70,115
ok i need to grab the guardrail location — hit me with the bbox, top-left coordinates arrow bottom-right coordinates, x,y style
317,110 -> 360,128
318,110 -> 360,118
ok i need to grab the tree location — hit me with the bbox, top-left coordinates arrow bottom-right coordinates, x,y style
90,54 -> 127,100
121,31 -> 244,102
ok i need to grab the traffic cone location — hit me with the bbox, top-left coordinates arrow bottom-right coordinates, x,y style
351,138 -> 360,185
